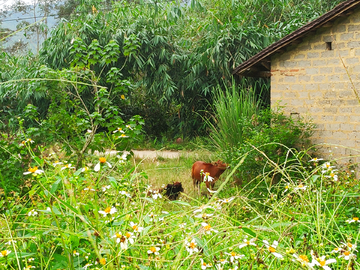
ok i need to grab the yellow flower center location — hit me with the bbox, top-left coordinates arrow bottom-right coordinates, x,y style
319,260 -> 325,267
344,251 -> 350,256
1,250 -> 8,256
205,172 -> 210,176
353,217 -> 359,221
150,247 -> 157,253
121,95 -> 125,100
132,225 -> 138,231
126,232 -> 131,238
99,157 -> 106,163
314,158 -> 318,161
121,134 -> 127,137
298,184 -> 303,188
104,207 -> 111,213
28,167 -> 38,173
268,246 -> 276,253
230,251 -> 236,256
347,243 -> 353,248
189,242 -> 196,249
99,258 -> 106,265
116,233 -> 122,238
204,225 -> 211,231
330,173 -> 335,177
299,255 -> 309,262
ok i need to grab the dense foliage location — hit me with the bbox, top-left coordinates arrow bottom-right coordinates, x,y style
1,0 -> 344,138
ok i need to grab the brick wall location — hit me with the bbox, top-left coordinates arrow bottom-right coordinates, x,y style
271,8 -> 360,160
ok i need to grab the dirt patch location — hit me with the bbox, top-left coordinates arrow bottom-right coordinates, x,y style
103,150 -> 190,159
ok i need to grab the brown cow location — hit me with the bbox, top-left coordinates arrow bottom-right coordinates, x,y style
191,160 -> 228,194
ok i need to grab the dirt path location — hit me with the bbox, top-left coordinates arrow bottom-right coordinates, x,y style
103,149 -> 188,159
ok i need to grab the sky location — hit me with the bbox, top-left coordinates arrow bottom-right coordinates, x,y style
1,0 -> 35,11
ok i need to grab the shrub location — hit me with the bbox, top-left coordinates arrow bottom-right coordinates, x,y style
210,83 -> 314,184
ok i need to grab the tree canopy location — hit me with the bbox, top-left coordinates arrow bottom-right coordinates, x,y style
1,0 -> 344,137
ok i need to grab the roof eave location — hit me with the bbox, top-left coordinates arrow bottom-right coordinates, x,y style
232,0 -> 360,77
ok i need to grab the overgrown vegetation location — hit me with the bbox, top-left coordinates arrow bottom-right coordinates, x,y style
1,0 -> 344,138
1,1 -> 359,269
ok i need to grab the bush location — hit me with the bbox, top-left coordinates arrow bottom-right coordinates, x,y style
210,83 -> 314,184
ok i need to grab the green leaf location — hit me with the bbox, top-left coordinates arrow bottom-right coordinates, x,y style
50,178 -> 62,194
241,227 -> 257,237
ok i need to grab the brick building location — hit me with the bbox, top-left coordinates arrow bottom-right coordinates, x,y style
233,0 -> 360,160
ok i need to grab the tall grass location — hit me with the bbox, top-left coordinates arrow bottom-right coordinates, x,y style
209,83 -> 262,152
1,145 -> 359,269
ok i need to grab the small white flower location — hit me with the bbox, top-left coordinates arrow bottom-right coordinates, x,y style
338,250 -> 356,260
101,185 -> 111,192
322,162 -> 335,171
19,138 -> 34,146
24,166 -> 44,175
294,184 -> 307,191
83,263 -> 93,270
225,251 -> 244,263
325,172 -> 338,181
309,255 -> 336,270
147,246 -> 160,255
84,186 -> 96,191
81,166 -> 89,172
60,164 -> 75,171
151,190 -> 162,200
52,161 -> 63,167
119,190 -> 131,198
28,209 -> 38,216
263,240 -> 283,258
4,240 -> 16,245
117,152 -> 128,163
193,205 -> 214,214
113,127 -> 125,133
309,157 -> 323,162
98,206 -> 117,217
119,133 -> 129,138
200,258 -> 213,269
0,250 -> 11,257
195,213 -> 213,219
330,247 -> 343,253
129,221 -> 144,233
201,222 -> 219,234
112,232 -> 130,250
341,242 -> 357,251
292,254 -> 310,266
219,197 -> 235,204
148,212 -> 158,222
185,239 -> 199,255
94,157 -> 112,172
238,238 -> 257,249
